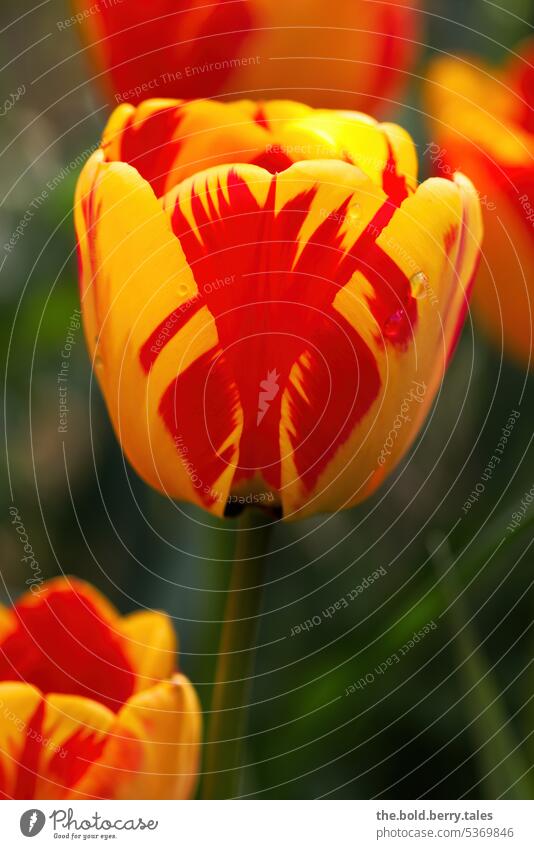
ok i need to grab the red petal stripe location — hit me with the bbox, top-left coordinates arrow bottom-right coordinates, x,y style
0,589 -> 135,713
139,163 -> 416,504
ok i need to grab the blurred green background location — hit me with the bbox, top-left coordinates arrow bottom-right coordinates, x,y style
1,0 -> 534,799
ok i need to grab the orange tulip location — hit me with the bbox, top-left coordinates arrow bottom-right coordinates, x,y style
425,40 -> 534,368
72,0 -> 420,112
75,98 -> 482,520
0,577 -> 200,799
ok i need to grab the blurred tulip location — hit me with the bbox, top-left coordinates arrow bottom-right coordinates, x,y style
426,41 -> 534,368
0,578 -> 200,799
75,98 -> 482,519
72,0 -> 420,111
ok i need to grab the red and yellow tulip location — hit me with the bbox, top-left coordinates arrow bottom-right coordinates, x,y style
75,98 -> 482,520
72,0 -> 420,112
0,578 -> 200,799
426,40 -> 534,368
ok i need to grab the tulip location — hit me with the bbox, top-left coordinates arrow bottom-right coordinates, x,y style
0,578 -> 200,799
72,0 -> 420,112
425,41 -> 534,369
75,98 -> 482,521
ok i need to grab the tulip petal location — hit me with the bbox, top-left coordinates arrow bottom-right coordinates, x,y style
100,98 -> 418,199
267,110 -> 418,196
75,154 -> 221,508
223,0 -> 419,112
118,674 -> 201,800
102,98 -> 271,195
77,675 -> 201,800
73,0 -> 419,113
292,172 -> 482,517
472,180 -> 534,366
102,99 -> 188,198
36,694 -> 116,799
0,688 -> 123,800
73,0 -> 254,104
426,50 -> 534,367
0,578 -> 135,712
119,611 -> 177,692
0,683 -> 41,799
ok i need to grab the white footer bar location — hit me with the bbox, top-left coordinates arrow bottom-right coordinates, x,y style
2,799 -> 533,848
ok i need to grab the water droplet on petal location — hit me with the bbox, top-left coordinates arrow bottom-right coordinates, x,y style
347,202 -> 361,223
384,309 -> 407,343
178,283 -> 190,297
410,271 -> 428,298
94,355 -> 103,369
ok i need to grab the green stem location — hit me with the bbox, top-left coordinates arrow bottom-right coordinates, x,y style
202,508 -> 273,799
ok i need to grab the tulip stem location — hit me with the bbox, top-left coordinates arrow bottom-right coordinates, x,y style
202,507 -> 273,799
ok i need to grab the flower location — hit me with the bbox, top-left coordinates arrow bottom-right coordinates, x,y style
71,0 -> 420,112
0,578 -> 200,799
425,40 -> 534,368
75,98 -> 482,520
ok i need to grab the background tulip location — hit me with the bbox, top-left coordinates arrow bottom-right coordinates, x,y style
425,40 -> 534,369
72,0 -> 420,111
75,98 -> 482,521
0,578 -> 200,799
